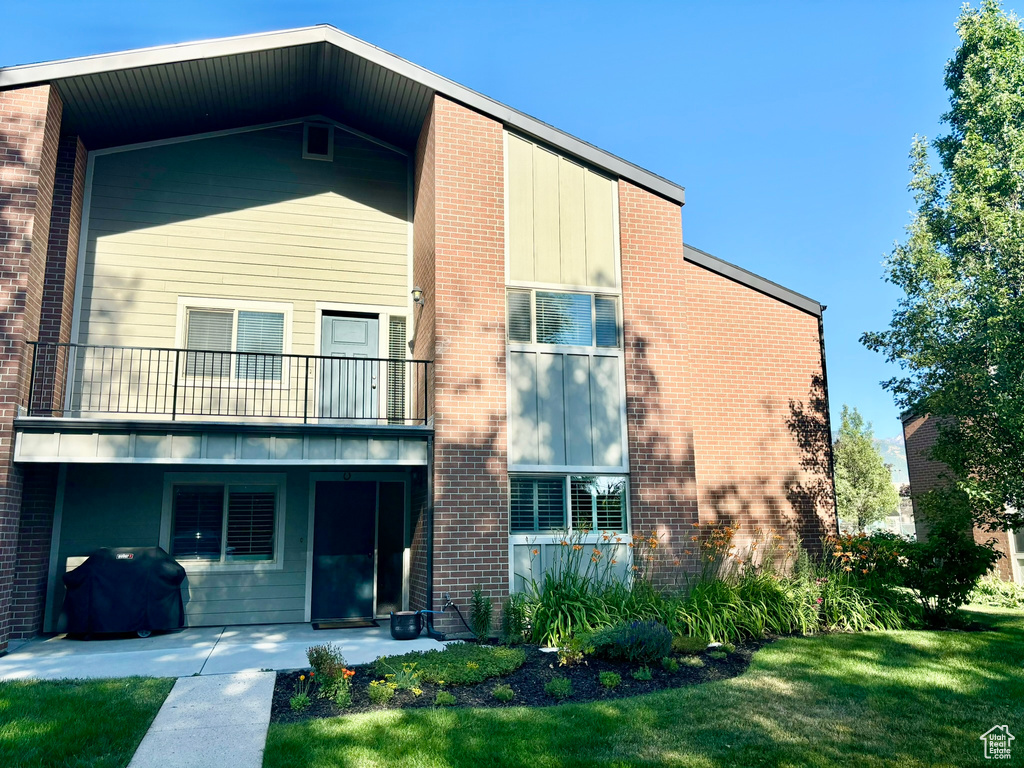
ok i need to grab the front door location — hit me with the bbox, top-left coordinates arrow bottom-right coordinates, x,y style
311,481 -> 376,620
320,314 -> 379,419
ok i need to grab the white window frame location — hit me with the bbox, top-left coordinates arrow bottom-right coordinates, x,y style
159,472 -> 287,573
175,296 -> 293,389
302,122 -> 335,161
507,288 -> 622,350
508,473 -> 630,535
508,473 -> 632,594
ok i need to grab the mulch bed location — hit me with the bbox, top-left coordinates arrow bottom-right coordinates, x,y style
271,640 -> 768,723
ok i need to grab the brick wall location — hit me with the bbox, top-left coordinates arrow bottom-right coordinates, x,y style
34,135 -> 87,415
408,103 -> 436,614
617,181 -> 701,579
429,95 -> 507,631
0,85 -> 63,650
684,260 -> 835,555
10,465 -> 58,639
903,413 -> 1016,582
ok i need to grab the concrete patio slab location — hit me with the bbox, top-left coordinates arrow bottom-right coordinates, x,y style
0,623 -> 445,680
128,671 -> 275,768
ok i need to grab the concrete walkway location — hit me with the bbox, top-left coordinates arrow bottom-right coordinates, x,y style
128,671 -> 275,768
0,623 -> 443,680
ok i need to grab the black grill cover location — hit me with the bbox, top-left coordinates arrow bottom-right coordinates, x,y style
62,547 -> 186,634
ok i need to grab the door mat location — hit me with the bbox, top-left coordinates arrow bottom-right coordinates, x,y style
312,619 -> 380,630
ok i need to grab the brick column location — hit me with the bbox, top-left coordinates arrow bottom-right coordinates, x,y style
428,96 -> 507,630
618,181 -> 700,580
10,465 -> 58,638
34,134 -> 87,415
0,85 -> 63,650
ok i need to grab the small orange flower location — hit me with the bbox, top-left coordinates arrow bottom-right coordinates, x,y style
532,549 -> 539,556
573,544 -> 583,551
610,559 -> 617,565
561,540 -> 568,547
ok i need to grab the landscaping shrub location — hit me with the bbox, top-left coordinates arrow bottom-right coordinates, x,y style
899,521 -> 1001,622
671,635 -> 709,654
367,680 -> 396,706
544,677 -> 573,700
434,690 -> 456,707
971,574 -> 1024,608
374,643 -> 526,686
632,666 -> 653,681
557,635 -> 592,667
587,619 -> 672,664
491,684 -> 515,702
598,671 -> 621,689
471,587 -> 493,640
306,643 -> 354,703
707,651 -> 727,660
679,656 -> 705,668
661,657 -> 679,673
500,592 -> 528,645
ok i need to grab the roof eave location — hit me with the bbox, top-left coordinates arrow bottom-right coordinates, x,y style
683,244 -> 823,317
0,24 -> 685,205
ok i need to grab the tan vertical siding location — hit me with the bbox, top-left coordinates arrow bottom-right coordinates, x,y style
506,132 -> 619,289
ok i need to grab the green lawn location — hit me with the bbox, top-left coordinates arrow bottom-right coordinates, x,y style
265,607 -> 1024,767
0,677 -> 173,768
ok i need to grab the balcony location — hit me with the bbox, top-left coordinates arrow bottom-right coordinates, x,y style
25,342 -> 432,426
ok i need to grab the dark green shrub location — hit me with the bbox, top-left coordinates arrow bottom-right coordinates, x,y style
500,592 -> 528,645
434,690 -> 456,707
631,665 -> 653,681
544,677 -> 573,700
900,520 -> 1001,622
588,619 -> 672,664
671,635 -> 709,654
661,656 -> 680,672
374,643 -> 525,686
707,651 -> 727,660
471,587 -> 493,640
598,671 -> 621,689
491,684 -> 514,702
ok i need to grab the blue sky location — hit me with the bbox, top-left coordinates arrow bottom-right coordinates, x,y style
3,0 -> 970,440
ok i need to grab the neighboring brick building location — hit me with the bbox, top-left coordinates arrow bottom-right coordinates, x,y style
0,26 -> 836,649
902,413 -> 1021,582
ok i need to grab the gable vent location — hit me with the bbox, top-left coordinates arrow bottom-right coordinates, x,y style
303,122 -> 334,161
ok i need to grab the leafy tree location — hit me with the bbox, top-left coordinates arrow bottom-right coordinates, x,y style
862,1 -> 1024,531
833,406 -> 899,532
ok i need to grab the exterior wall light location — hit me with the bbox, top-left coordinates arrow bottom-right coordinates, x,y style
411,286 -> 425,305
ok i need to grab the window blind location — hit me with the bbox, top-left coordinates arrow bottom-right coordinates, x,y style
387,316 -> 407,423
595,297 -> 619,348
225,489 -> 276,559
510,477 -> 567,533
235,311 -> 284,381
171,485 -> 225,560
536,292 -> 592,345
507,290 -> 532,343
186,309 -> 233,377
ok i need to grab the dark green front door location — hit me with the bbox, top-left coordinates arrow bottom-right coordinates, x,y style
311,481 -> 376,620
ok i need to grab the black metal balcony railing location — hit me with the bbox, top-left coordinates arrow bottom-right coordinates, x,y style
25,342 -> 432,425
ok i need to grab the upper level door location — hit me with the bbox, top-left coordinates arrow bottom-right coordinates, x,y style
320,314 -> 379,419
